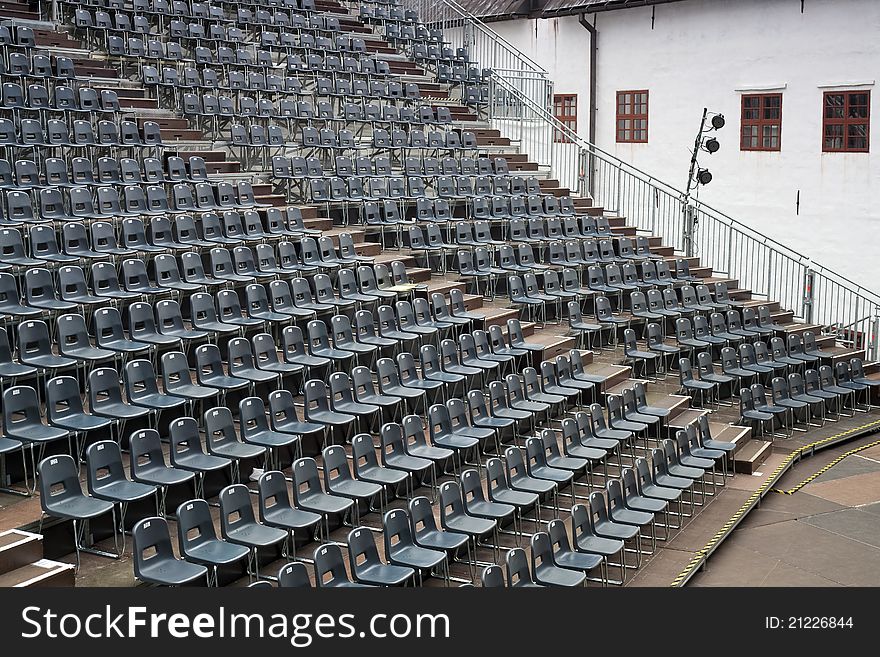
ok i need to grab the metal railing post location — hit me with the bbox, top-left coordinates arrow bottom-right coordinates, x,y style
803,267 -> 815,324
871,315 -> 880,362
682,201 -> 694,257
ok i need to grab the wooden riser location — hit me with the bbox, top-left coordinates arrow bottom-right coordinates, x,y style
0,529 -> 42,576
0,560 -> 76,587
733,439 -> 773,474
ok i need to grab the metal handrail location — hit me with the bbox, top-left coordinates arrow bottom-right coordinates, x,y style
398,0 -> 880,359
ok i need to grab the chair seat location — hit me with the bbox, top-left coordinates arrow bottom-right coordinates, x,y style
355,563 -> 414,586
594,518 -> 638,540
493,406 -> 531,422
45,495 -> 114,521
199,374 -> 249,391
414,528 -> 469,551
210,440 -> 265,461
529,464 -> 573,485
168,383 -> 219,400
466,499 -> 514,521
233,367 -> 278,384
626,495 -> 667,514
575,533 -> 624,556
21,353 -> 77,369
134,466 -> 195,488
186,539 -> 250,566
244,429 -> 297,449
139,558 -> 207,586
308,409 -> 355,427
0,436 -> 24,454
99,338 -> 152,354
333,401 -> 379,417
8,422 -> 68,444
94,402 -> 150,421
547,454 -> 589,471
554,550 -> 603,571
30,299 -> 77,312
624,411 -> 659,425
288,353 -> 330,368
161,328 -> 208,341
490,487 -> 538,508
511,399 -> 549,414
0,362 -> 37,378
534,563 -> 586,587
358,464 -> 408,486
610,506 -> 654,526
330,478 -> 383,500
174,451 -> 231,473
299,492 -> 353,516
226,522 -> 287,548
263,506 -> 322,531
385,452 -> 433,473
610,418 -> 646,433
683,380 -> 715,391
406,443 -> 453,462
136,332 -> 182,347
444,514 -> 495,536
389,544 -> 447,570
641,482 -> 681,502
92,479 -> 156,503
132,392 -> 188,410
667,462 -> 705,480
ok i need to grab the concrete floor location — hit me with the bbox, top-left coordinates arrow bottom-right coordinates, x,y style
685,433 -> 880,587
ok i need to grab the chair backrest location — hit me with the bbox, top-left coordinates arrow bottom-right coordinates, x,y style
278,562 -> 311,588
313,543 -> 352,587
132,517 -> 180,581
129,428 -> 169,477
505,547 -> 536,587
219,483 -> 258,537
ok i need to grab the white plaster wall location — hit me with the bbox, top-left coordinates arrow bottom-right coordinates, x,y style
490,16 -> 592,122
492,0 -> 880,292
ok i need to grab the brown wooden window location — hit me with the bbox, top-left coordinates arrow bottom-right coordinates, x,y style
740,93 -> 782,151
616,90 -> 648,143
553,94 -> 577,142
823,90 -> 870,152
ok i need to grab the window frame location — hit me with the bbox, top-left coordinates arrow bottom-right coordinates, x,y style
740,93 -> 782,152
552,93 -> 577,143
616,90 -> 649,144
822,90 -> 870,153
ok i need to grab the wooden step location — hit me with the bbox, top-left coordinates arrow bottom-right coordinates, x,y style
0,559 -> 75,587
0,7 -> 39,19
644,392 -> 692,422
666,407 -> 710,432
581,363 -> 631,393
0,529 -> 43,576
159,128 -> 204,141
478,306 -> 520,329
119,97 -> 159,109
733,439 -> 773,474
173,150 -> 227,162
603,378 -> 650,398
303,217 -> 333,231
476,135 -> 510,147
710,423 -> 753,455
421,280 -> 468,298
139,117 -> 189,130
524,331 -> 577,363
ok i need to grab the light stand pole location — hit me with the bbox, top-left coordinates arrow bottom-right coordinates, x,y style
682,107 -> 724,257
682,108 -> 708,258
